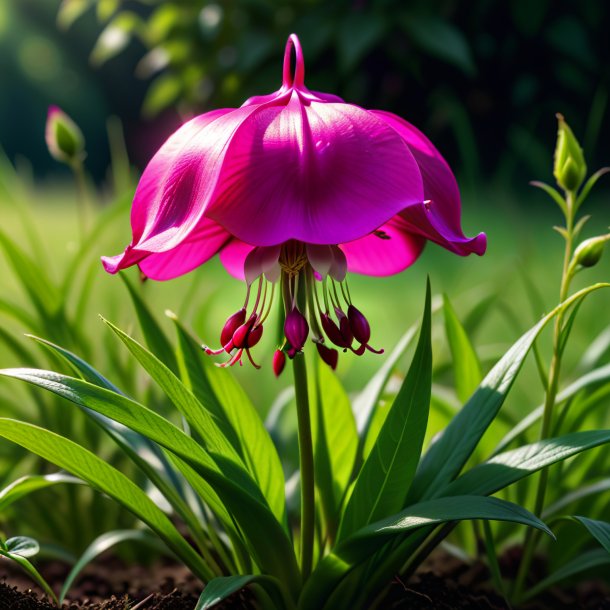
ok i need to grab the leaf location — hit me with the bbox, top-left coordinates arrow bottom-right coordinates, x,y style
445,429 -> 610,497
544,478 -> 610,518
57,0 -> 91,30
5,536 -> 39,558
337,13 -> 386,72
119,274 -> 178,373
312,359 -> 358,536
521,549 -> 610,602
571,516 -> 610,554
402,16 -> 475,76
196,574 -> 294,610
407,283 -> 610,502
493,363 -> 610,455
60,529 -> 165,603
143,74 -> 182,118
0,473 -> 83,513
169,314 -> 286,525
337,283 -> 432,542
575,167 -> 610,210
0,546 -> 58,604
300,496 -> 552,610
90,12 -> 143,66
443,294 -> 482,402
530,180 -> 568,215
0,418 -> 209,581
0,370 -> 300,592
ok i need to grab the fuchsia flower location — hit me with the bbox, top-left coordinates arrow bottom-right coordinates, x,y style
103,34 -> 486,369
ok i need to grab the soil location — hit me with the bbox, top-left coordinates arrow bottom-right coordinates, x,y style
1,549 -> 609,609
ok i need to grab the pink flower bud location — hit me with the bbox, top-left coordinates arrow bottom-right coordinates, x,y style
232,315 -> 263,349
284,307 -> 309,356
316,342 -> 338,370
273,349 -> 286,377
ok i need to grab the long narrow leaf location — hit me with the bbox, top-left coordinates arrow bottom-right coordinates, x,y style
338,283 -> 432,542
408,283 -> 610,502
0,473 -> 83,513
0,419 -> 210,581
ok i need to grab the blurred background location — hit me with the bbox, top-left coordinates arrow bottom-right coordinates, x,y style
2,0 -> 609,197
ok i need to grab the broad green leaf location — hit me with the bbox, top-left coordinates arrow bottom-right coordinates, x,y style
0,370 -> 299,592
5,536 -> 39,558
143,73 -> 182,118
443,294 -> 482,402
571,516 -> 610,554
91,12 -> 143,66
119,274 -> 178,373
522,549 -> 610,602
170,314 -> 286,525
445,430 -> 610,497
57,0 -> 91,30
408,283 -> 610,502
312,359 -> 358,536
493,363 -> 610,455
0,473 -> 83,512
300,496 -> 552,610
337,284 -> 432,542
0,419 -> 209,581
60,529 -> 165,603
196,574 -> 295,610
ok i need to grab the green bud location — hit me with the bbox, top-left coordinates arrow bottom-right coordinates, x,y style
572,234 -> 610,268
45,106 -> 85,166
553,114 -> 586,192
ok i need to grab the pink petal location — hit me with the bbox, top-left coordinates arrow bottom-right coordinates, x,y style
218,239 -> 255,281
372,111 -> 486,256
137,218 -> 232,280
339,219 -> 426,276
206,93 -> 425,246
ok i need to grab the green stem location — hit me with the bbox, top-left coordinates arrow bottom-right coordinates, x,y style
293,353 -> 314,581
513,191 -> 575,600
71,161 -> 90,241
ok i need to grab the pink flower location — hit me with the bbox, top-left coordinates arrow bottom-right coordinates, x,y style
103,34 -> 486,368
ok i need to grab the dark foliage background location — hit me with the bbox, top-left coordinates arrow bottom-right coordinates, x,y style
1,0 -> 609,197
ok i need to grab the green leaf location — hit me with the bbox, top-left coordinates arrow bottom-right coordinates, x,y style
571,516 -> 610,554
5,536 -> 39,558
312,359 -> 358,536
338,283 -> 432,542
57,0 -> 91,30
60,529 -> 165,603
143,73 -> 182,118
0,418 -> 209,581
408,283 -> 610,502
544,478 -> 610,518
337,13 -> 385,72
0,546 -> 58,605
521,549 -> 610,602
119,274 -> 178,373
530,180 -> 568,215
0,473 -> 83,513
0,370 -> 299,592
196,574 -> 295,610
446,429 -> 610,497
402,16 -> 475,75
575,167 -> 610,210
169,314 -> 286,525
300,496 -> 552,610
90,12 -> 143,66
443,294 -> 482,402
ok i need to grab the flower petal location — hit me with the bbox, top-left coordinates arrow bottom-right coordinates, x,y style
206,94 -> 425,246
218,239 -> 255,281
339,219 -> 426,276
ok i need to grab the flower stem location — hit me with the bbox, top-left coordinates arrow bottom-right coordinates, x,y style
513,191 -> 575,601
293,351 -> 315,581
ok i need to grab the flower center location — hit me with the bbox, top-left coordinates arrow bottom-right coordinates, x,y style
279,241 -> 308,277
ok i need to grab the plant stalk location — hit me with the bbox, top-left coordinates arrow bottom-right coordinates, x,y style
513,191 -> 575,600
293,352 -> 315,581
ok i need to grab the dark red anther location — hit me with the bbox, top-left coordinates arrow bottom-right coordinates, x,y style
316,342 -> 338,370
336,308 -> 354,346
347,305 -> 371,345
273,349 -> 286,377
220,308 -> 247,347
320,312 -> 352,349
284,307 -> 309,357
232,315 -> 263,349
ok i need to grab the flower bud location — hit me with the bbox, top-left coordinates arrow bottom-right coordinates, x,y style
572,234 -> 610,268
316,342 -> 338,370
347,305 -> 371,345
553,114 -> 586,192
220,308 -> 246,347
232,315 -> 263,349
284,307 -> 309,356
272,349 -> 286,377
45,106 -> 85,166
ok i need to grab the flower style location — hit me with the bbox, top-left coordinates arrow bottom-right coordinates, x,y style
102,34 -> 486,369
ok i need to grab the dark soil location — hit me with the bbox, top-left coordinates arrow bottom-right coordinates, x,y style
1,549 -> 609,609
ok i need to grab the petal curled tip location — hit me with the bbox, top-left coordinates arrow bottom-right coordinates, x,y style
282,34 -> 305,89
